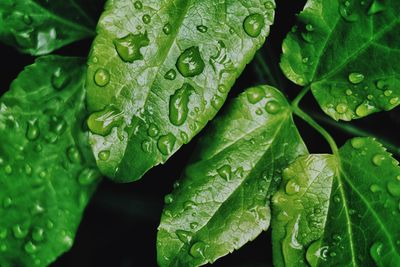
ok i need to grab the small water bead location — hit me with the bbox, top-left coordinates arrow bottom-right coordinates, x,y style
285,180 -> 300,195
265,100 -> 281,114
98,150 -> 110,161
264,1 -> 275,9
114,32 -> 149,63
176,230 -> 192,244
163,23 -> 172,35
13,225 -> 28,239
142,14 -> 151,24
217,165 -> 232,181
384,90 -> 392,97
335,103 -> 348,114
49,115 -> 67,135
67,146 -> 81,164
3,197 -> 12,208
370,184 -> 381,193
372,154 -> 385,166
51,68 -> 70,90
164,69 -> 176,80
32,227 -> 45,242
243,13 -> 265,37
196,25 -> 208,33
367,94 -> 374,100
350,137 -> 365,149
306,240 -> 328,266
87,106 -> 124,136
246,87 -> 265,104
180,131 -> 189,144
387,182 -> 400,197
346,89 -> 353,96
176,46 -> 205,77
24,241 -> 37,254
4,165 -> 12,175
134,1 -> 143,9
26,120 -> 40,141
190,241 -> 206,258
348,73 -> 365,84
34,144 -> 42,153
78,168 -> 99,186
157,133 -> 176,155
164,194 -> 174,204
367,0 -> 386,15
339,3 -> 359,22
94,68 -> 110,87
370,242 -> 383,263
355,102 -> 376,117
169,83 -> 193,126
190,222 -> 198,229
390,97 -> 398,105
147,124 -> 159,137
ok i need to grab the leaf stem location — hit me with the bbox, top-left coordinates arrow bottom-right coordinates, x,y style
290,86 -> 339,155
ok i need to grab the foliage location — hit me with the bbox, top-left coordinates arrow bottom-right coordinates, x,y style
0,0 -> 399,266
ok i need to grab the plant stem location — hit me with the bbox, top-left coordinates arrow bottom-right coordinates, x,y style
291,86 -> 339,155
309,111 -> 400,157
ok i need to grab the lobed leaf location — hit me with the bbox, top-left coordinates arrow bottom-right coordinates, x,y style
0,0 -> 99,55
0,56 -> 101,267
280,0 -> 400,121
157,85 -> 307,266
272,137 -> 400,266
86,0 -> 276,182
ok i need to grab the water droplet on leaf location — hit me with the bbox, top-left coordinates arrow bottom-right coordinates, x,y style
217,165 -> 232,181
176,46 -> 205,77
113,32 -> 150,63
169,83 -> 193,126
87,106 -> 123,136
157,133 -> 176,155
243,13 -> 265,37
94,68 -> 110,87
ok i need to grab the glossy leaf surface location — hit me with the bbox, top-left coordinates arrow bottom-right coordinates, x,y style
157,85 -> 307,266
0,56 -> 100,267
86,0 -> 276,182
0,0 -> 98,55
281,0 -> 400,121
272,138 -> 400,266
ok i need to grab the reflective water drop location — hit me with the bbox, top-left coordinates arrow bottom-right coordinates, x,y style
370,184 -> 381,193
211,96 -> 224,110
32,227 -> 45,242
164,69 -> 176,80
164,194 -> 174,204
87,106 -> 123,136
264,1 -> 275,9
355,102 -> 376,117
157,133 -> 176,155
190,222 -> 198,229
243,13 -> 265,37
348,73 -> 364,84
67,146 -> 81,164
217,165 -> 232,181
4,165 -> 12,175
3,197 -> 12,208
147,124 -> 159,137
134,1 -> 143,9
184,200 -> 197,210
339,4 -> 359,22
24,241 -> 37,254
142,14 -> 151,24
345,89 -> 353,96
180,131 -> 189,144
78,168 -> 99,186
285,180 -> 300,195
218,85 -> 228,93
390,97 -> 398,105
98,150 -> 110,161
265,100 -> 281,114
246,87 -> 265,104
0,228 -> 7,239
114,32 -> 150,63
190,241 -> 206,258
31,203 -> 45,215
26,120 -> 40,141
94,68 -> 110,87
335,103 -> 348,114
196,25 -> 208,33
370,242 -> 383,263
163,23 -> 172,35
13,225 -> 28,239
49,115 -> 67,135
176,46 -> 205,77
306,240 -> 328,266
351,137 -> 365,149
51,67 -> 70,90
387,182 -> 400,197
384,90 -> 392,97
372,154 -> 385,166
176,230 -> 192,244
368,0 -> 385,15
169,83 -> 193,126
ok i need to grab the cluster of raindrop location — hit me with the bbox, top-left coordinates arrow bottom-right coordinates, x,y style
246,87 -> 282,115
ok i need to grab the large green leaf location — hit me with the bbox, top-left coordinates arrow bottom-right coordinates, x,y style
0,0 -> 99,55
86,0 -> 276,182
272,137 -> 400,266
157,85 -> 307,267
280,0 -> 400,121
0,56 -> 100,267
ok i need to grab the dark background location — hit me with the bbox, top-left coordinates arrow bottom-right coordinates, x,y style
1,1 -> 399,266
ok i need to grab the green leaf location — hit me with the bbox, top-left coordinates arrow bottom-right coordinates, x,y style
0,0 -> 98,55
272,137 -> 400,267
0,56 -> 100,267
280,0 -> 400,121
86,0 -> 276,182
157,85 -> 307,267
